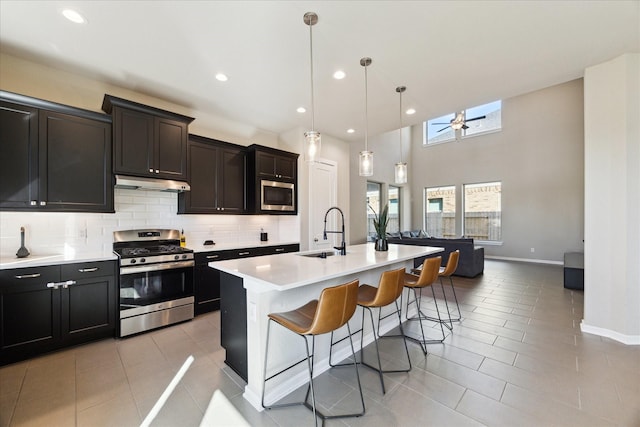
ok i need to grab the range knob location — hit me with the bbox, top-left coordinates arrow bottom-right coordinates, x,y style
140,258 -> 146,263
130,259 -> 136,264
182,254 -> 187,259
174,255 -> 180,260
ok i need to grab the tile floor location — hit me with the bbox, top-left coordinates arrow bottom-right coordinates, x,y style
1,260 -> 639,426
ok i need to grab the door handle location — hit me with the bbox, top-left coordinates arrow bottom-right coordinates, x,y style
78,267 -> 99,273
238,252 -> 250,256
46,280 -> 77,290
206,255 -> 220,260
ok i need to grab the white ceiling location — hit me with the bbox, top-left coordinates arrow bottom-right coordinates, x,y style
1,1 -> 638,142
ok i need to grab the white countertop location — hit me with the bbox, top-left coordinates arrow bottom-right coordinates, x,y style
191,240 -> 299,253
209,243 -> 443,291
0,251 -> 118,270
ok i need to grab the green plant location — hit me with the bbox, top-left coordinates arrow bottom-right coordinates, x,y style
369,203 -> 389,239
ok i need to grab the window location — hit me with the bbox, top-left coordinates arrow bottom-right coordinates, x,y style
463,182 -> 501,242
388,186 -> 400,233
424,186 -> 456,238
366,182 -> 381,241
423,100 -> 502,145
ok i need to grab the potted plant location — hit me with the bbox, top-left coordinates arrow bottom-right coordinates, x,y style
369,203 -> 389,251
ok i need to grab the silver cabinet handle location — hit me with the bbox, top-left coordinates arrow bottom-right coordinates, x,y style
61,280 -> 76,289
46,280 -> 77,290
78,267 -> 99,273
206,255 -> 220,260
15,273 -> 41,279
238,252 -> 250,256
275,248 -> 285,252
30,200 -> 37,206
39,201 -> 46,206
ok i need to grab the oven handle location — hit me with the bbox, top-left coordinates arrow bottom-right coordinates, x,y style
120,260 -> 195,275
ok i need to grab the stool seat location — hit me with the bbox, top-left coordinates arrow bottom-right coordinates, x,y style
268,300 -> 317,334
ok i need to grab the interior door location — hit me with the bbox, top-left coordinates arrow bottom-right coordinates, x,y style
309,159 -> 337,251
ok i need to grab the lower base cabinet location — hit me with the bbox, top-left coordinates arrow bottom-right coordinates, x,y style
219,271 -> 247,381
195,244 -> 299,316
0,260 -> 117,365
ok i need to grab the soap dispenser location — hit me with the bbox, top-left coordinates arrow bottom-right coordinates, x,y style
180,229 -> 186,247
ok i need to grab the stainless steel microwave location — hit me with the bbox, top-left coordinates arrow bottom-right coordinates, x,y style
261,180 -> 295,212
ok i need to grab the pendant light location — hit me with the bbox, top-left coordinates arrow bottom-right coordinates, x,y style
394,86 -> 407,184
303,12 -> 320,162
359,57 -> 373,176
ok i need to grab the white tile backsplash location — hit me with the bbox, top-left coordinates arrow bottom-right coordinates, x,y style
0,189 -> 300,257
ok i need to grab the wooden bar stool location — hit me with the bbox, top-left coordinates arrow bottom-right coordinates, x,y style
328,268 -> 411,394
261,279 -> 365,425
403,256 -> 446,354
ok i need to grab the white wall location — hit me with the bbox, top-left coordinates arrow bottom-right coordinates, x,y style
407,79 -> 585,263
582,53 -> 640,344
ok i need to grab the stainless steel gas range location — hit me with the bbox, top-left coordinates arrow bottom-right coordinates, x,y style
113,229 -> 194,337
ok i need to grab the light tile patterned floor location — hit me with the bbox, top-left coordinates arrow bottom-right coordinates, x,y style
1,260 -> 638,426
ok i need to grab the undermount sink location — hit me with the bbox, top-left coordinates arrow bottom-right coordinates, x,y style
299,251 -> 340,258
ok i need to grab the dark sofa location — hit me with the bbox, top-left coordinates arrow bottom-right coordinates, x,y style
387,234 -> 484,278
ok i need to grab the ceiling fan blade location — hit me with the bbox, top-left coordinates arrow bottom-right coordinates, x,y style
431,122 -> 450,125
464,115 -> 486,123
462,124 -> 469,130
437,126 -> 451,133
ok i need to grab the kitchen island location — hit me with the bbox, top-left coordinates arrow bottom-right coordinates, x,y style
210,243 -> 443,410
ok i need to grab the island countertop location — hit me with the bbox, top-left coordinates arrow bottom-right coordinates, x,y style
209,243 -> 443,291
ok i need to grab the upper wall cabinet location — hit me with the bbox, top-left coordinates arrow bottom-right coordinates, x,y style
247,145 -> 299,215
252,146 -> 297,182
178,135 -> 247,214
102,95 -> 195,181
0,91 -> 113,212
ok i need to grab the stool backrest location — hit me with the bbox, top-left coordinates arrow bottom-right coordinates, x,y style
371,268 -> 406,307
309,279 -> 359,335
415,256 -> 441,287
441,250 -> 460,277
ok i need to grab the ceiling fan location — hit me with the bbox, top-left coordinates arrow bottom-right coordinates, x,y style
434,112 -> 486,133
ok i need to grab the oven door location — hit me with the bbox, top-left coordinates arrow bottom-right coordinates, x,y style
261,180 -> 295,211
119,261 -> 194,310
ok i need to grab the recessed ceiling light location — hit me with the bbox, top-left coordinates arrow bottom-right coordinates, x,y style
62,9 -> 86,24
215,73 -> 228,82
297,107 -> 306,113
333,70 -> 346,80
347,128 -> 355,134
406,108 -> 416,115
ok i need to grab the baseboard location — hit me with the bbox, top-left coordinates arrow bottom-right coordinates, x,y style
485,255 -> 563,265
580,321 -> 640,345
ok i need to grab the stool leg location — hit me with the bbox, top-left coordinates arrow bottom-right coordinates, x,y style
438,279 -> 454,331
446,276 -> 461,321
362,305 -> 386,393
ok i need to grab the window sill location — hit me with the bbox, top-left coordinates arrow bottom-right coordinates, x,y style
475,240 -> 502,246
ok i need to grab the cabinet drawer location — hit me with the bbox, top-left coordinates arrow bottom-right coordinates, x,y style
195,251 -> 235,265
61,261 -> 116,280
0,266 -> 59,288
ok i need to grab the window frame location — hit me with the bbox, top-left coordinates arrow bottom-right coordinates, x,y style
462,181 -> 502,244
423,100 -> 502,146
423,185 -> 456,238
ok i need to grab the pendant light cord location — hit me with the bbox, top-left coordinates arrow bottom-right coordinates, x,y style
309,20 -> 315,132
364,63 -> 369,151
399,89 -> 403,163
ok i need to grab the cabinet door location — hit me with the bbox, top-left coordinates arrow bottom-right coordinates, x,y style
113,107 -> 154,176
0,101 -> 39,209
275,155 -> 296,181
179,140 -> 219,213
0,266 -> 61,364
41,111 -> 113,212
256,151 -> 276,178
156,117 -> 188,179
60,275 -> 116,344
218,147 -> 246,212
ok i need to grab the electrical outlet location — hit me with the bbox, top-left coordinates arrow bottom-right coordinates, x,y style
530,247 -> 535,253
79,228 -> 87,238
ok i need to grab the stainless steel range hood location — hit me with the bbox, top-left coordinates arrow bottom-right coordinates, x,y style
115,175 -> 190,192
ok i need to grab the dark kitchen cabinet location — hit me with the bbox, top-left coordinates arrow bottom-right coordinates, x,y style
102,94 -> 194,181
178,135 -> 246,214
0,91 -> 113,212
247,145 -> 299,215
250,145 -> 297,181
0,260 -> 117,366
195,244 -> 299,316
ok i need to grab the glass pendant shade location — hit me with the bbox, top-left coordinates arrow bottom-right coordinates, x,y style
359,150 -> 373,176
304,130 -> 320,162
394,161 -> 407,184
